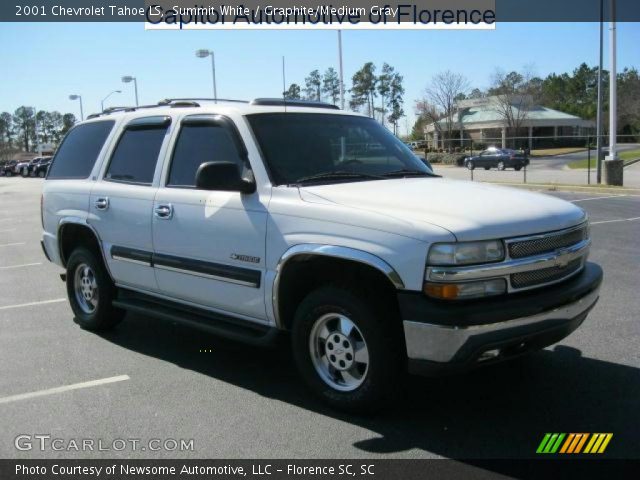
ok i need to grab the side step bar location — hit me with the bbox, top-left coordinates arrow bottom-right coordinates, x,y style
113,290 -> 280,347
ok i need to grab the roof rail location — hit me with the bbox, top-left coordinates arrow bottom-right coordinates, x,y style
158,98 -> 249,105
250,98 -> 340,110
86,104 -> 165,119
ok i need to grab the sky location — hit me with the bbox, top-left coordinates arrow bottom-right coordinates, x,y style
1,22 -> 639,135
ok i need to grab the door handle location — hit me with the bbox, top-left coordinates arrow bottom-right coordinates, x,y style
94,197 -> 109,210
154,204 -> 173,219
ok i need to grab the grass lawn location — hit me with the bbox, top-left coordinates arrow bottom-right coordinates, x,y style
568,148 -> 640,169
531,147 -> 587,157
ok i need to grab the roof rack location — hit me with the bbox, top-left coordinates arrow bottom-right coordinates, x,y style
158,98 -> 249,105
250,98 -> 340,110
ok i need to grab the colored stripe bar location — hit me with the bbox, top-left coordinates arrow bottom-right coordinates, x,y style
550,433 -> 566,453
543,434 -> 559,453
574,433 -> 589,453
598,434 -> 613,453
567,434 -> 583,453
536,433 -> 552,454
584,433 -> 598,453
590,434 -> 606,453
560,433 -> 575,454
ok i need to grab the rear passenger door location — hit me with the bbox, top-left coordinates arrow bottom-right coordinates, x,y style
89,116 -> 171,293
152,114 -> 268,321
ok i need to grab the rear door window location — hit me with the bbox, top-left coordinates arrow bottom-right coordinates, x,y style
47,121 -> 115,179
105,117 -> 170,185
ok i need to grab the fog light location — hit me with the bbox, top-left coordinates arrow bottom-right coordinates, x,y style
423,278 -> 506,300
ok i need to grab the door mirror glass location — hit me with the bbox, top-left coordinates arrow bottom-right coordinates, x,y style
195,161 -> 256,193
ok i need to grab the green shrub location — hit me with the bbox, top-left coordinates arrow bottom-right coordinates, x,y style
427,152 -> 468,165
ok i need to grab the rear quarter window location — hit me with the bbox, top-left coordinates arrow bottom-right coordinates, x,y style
47,121 -> 115,179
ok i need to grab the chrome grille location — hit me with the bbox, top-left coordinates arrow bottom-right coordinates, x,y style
508,224 -> 588,259
511,258 -> 583,289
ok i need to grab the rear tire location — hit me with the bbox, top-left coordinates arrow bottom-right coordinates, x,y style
38,170 -> 46,178
484,166 -> 490,170
466,161 -> 475,170
6,171 -> 12,177
514,165 -> 522,171
66,247 -> 124,331
291,285 -> 403,413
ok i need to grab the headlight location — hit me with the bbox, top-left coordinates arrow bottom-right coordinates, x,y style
428,240 -> 504,266
424,278 -> 506,300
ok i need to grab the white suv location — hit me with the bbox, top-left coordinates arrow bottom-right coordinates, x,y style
41,98 -> 602,411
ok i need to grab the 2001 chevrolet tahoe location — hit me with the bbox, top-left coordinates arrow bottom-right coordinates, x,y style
41,98 -> 603,411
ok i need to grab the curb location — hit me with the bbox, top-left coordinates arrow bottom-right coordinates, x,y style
481,182 -> 640,195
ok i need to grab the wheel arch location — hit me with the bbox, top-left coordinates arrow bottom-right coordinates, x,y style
57,219 -> 111,276
272,244 -> 405,330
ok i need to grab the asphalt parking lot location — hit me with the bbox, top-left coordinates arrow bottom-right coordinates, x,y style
0,177 -> 638,462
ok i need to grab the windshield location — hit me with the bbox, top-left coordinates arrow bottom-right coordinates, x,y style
247,113 -> 431,185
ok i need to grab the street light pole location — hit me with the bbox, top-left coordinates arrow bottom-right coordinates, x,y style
69,94 -> 84,121
196,49 -> 217,103
121,76 -> 139,107
133,78 -> 139,107
210,52 -> 217,103
596,0 -> 604,183
34,106 -> 41,155
338,30 -> 345,110
101,90 -> 121,112
606,4 -> 618,161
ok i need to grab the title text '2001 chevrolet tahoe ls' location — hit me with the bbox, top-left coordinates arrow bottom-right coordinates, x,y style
41,98 -> 602,411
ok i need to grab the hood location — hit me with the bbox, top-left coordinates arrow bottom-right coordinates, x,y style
299,178 -> 586,241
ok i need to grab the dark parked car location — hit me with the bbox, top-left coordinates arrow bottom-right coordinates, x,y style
23,157 -> 42,176
464,148 -> 529,171
2,160 -> 18,176
33,157 -> 52,178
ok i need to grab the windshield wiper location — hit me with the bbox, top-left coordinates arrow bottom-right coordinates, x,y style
291,171 -> 385,185
382,169 -> 440,178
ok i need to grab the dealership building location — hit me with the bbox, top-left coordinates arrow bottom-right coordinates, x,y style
424,96 -> 595,149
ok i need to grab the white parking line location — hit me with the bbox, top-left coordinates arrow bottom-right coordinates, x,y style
0,298 -> 66,311
0,262 -> 42,270
571,195 -> 627,203
590,217 -> 640,225
0,375 -> 130,405
0,228 -> 16,233
0,242 -> 25,248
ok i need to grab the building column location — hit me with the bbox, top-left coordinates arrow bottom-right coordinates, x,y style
433,131 -> 438,150
553,126 -> 558,139
501,127 -> 506,148
479,129 -> 484,141
528,126 -> 533,150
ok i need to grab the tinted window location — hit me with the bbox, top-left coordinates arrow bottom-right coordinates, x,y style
47,121 -> 115,179
105,126 -> 168,185
248,113 -> 428,185
168,123 -> 244,187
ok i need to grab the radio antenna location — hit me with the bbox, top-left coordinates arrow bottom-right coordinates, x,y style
282,56 -> 287,112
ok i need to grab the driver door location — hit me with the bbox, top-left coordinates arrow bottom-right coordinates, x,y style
152,115 -> 268,321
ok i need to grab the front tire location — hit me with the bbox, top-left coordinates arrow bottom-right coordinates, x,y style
466,161 -> 475,170
66,247 -> 124,331
291,286 -> 402,412
38,170 -> 46,178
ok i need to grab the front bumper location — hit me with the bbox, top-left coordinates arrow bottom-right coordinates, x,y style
400,262 -> 602,375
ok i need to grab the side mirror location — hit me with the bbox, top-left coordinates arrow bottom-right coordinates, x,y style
195,161 -> 256,194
